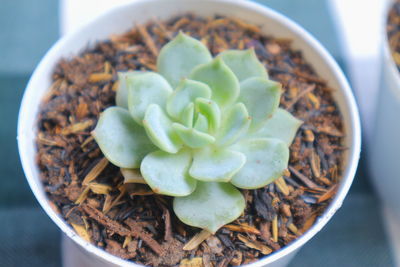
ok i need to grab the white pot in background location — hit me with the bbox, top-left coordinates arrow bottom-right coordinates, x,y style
370,0 -> 400,220
17,0 -> 361,266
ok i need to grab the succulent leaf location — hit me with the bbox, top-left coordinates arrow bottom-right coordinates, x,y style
116,71 -> 143,108
190,58 -> 240,107
166,79 -> 212,120
180,103 -> 195,128
239,77 -> 281,131
217,103 -> 251,146
127,72 -> 173,125
173,181 -> 245,233
195,97 -> 221,133
251,108 -> 303,146
143,104 -> 182,154
218,49 -> 268,81
189,147 -> 246,182
172,123 -> 215,148
193,113 -> 209,133
157,32 -> 212,87
141,149 -> 197,196
93,107 -> 156,168
231,138 -> 289,189
94,33 -> 302,233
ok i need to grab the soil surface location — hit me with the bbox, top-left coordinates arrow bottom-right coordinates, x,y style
36,14 -> 345,266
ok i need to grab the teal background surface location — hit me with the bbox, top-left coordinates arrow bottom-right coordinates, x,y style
0,0 -> 393,266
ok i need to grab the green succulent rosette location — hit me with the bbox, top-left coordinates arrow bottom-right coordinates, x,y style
93,32 -> 302,233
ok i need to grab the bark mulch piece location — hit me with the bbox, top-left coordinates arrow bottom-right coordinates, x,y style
36,14 -> 345,266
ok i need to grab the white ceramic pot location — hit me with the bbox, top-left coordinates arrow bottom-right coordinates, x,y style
17,0 -> 361,266
370,0 -> 400,220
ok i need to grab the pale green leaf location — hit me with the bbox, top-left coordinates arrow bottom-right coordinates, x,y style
166,79 -> 211,120
157,32 -> 212,87
173,181 -> 245,233
93,107 -> 156,168
143,104 -> 182,154
193,113 -> 208,133
217,103 -> 251,146
251,108 -> 302,146
127,72 -> 172,125
240,77 -> 281,131
180,103 -> 195,128
189,147 -> 245,182
172,123 -> 215,148
141,149 -> 196,196
231,138 -> 289,189
116,71 -> 143,108
218,48 -> 268,81
195,97 -> 221,133
190,58 -> 240,107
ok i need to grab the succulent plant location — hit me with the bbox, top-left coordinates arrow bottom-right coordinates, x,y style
93,32 -> 302,233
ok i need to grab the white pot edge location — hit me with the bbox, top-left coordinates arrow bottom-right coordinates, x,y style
17,0 -> 361,266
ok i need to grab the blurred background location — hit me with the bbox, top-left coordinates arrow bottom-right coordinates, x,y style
0,0 -> 395,266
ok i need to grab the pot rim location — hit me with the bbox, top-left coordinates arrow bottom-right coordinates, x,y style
17,0 -> 361,266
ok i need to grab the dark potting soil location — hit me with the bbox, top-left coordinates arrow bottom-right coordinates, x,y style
36,14 -> 345,266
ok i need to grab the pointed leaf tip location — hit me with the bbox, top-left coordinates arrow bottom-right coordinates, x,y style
250,108 -> 303,146
190,58 -> 240,107
173,181 -> 245,233
240,77 -> 281,131
219,48 -> 268,81
157,32 -> 212,87
127,72 -> 172,125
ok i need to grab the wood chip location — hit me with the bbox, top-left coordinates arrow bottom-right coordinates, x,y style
61,120 -> 93,135
180,257 -> 203,267
88,73 -> 113,83
71,222 -> 91,242
231,17 -> 260,33
183,230 -> 212,251
317,185 -> 338,203
121,168 -> 147,184
89,182 -> 112,195
123,235 -> 132,249
223,223 -> 261,235
75,186 -> 90,204
237,234 -> 272,255
137,24 -> 159,56
162,206 -> 173,242
274,177 -> 290,196
307,92 -> 320,109
304,129 -> 315,142
285,84 -> 316,109
82,157 -> 109,185
310,150 -> 321,178
288,166 -> 320,189
287,223 -> 299,235
272,216 -> 278,242
125,218 -> 164,256
300,213 -> 318,234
